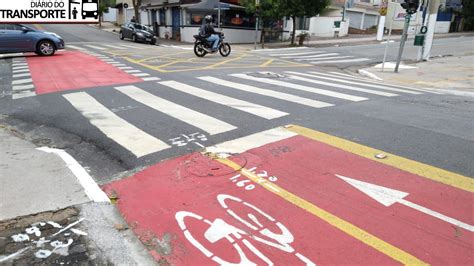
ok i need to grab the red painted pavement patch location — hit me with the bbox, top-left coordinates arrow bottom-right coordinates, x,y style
103,135 -> 473,265
27,51 -> 142,94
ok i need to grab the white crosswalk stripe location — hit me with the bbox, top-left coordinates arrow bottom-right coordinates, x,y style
198,76 -> 333,108
160,80 -> 289,119
324,71 -> 442,94
67,45 -> 87,50
116,44 -> 146,49
63,92 -> 170,157
285,72 -> 398,97
270,51 -> 326,57
84,45 -> 107,50
307,71 -> 423,94
115,85 -> 237,135
230,74 -> 368,102
12,78 -> 33,85
311,58 -> 371,64
101,44 -> 128,50
299,55 -> 354,61
282,53 -> 339,59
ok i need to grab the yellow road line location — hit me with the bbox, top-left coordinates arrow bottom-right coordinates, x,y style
260,59 -> 274,67
211,156 -> 427,265
286,125 -> 474,192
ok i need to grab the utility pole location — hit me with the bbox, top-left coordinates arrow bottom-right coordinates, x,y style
254,0 -> 260,50
376,0 -> 388,41
218,0 -> 221,31
394,14 -> 411,73
421,0 -> 440,60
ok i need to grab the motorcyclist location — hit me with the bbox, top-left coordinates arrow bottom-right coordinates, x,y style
199,15 -> 220,52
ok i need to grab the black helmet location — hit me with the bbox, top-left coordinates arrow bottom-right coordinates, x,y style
204,15 -> 213,23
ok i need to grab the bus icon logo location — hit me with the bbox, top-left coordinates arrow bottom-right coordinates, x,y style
81,0 -> 98,20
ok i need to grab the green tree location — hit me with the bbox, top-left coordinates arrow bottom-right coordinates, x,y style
98,0 -> 116,27
240,0 -> 285,47
462,0 -> 474,30
280,0 -> 329,45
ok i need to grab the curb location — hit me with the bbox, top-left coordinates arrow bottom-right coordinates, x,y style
358,69 -> 383,81
423,88 -> 474,98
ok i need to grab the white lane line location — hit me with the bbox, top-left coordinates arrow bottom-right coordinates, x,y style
0,53 -> 24,58
12,78 -> 33,85
160,80 -> 288,120
231,74 -> 368,102
12,73 -> 31,79
200,76 -> 333,109
308,71 -> 423,95
115,85 -> 236,135
282,53 -> 339,59
142,77 -> 161,81
102,44 -> 128,50
311,58 -> 371,64
37,147 -> 110,203
125,70 -> 141,73
13,84 -> 35,91
63,92 -> 170,157
118,66 -> 133,70
12,91 -> 36,99
285,72 -> 398,97
84,45 -> 107,50
205,127 -> 297,156
298,56 -> 354,61
269,51 -> 325,57
132,73 -> 150,77
111,64 -> 127,67
326,71 -> 443,94
67,45 -> 87,50
12,69 -> 30,74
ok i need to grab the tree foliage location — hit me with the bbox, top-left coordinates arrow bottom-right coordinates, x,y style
98,0 -> 116,27
462,0 -> 474,30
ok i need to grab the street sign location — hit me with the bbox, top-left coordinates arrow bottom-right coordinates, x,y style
214,3 -> 230,10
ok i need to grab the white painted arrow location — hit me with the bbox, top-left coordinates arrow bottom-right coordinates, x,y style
335,174 -> 474,232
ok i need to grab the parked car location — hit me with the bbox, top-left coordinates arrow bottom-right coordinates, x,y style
119,23 -> 157,45
0,24 -> 64,56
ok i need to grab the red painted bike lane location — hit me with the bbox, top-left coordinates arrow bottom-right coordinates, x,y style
103,127 -> 473,265
26,51 -> 142,94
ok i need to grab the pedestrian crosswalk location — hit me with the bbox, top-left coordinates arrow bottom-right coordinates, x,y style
61,70 -> 442,158
68,43 -> 150,51
254,47 -> 372,65
10,58 -> 36,100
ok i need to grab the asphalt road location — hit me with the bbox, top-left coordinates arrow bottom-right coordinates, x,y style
0,24 -> 472,183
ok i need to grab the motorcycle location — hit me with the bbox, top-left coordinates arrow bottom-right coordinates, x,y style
193,32 -> 231,57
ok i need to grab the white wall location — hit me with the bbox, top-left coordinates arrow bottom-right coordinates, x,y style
180,26 -> 262,44
435,21 -> 450,33
102,8 -> 117,22
308,16 -> 349,37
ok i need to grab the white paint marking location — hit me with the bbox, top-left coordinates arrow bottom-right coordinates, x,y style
160,80 -> 288,119
12,84 -> 35,91
12,73 -> 31,79
285,72 -> 398,97
205,127 -> 297,156
66,45 -> 87,50
142,77 -> 161,81
329,72 -> 358,79
298,55 -> 354,61
281,53 -> 339,59
252,47 -> 308,53
12,66 -> 28,70
84,45 -> 106,50
63,92 -> 170,157
308,71 -> 423,94
12,69 -> 30,74
12,63 -> 28,67
124,70 -> 141,73
101,44 -> 128,50
311,58 -> 371,64
269,51 -> 325,57
132,73 -> 150,77
37,147 -> 111,203
200,76 -> 333,108
12,78 -> 33,85
0,53 -> 24,58
336,174 -> 474,232
111,63 -> 127,67
12,91 -> 36,99
115,85 -> 236,135
0,247 -> 30,263
116,44 -> 146,49
118,66 -> 133,70
231,74 -> 368,102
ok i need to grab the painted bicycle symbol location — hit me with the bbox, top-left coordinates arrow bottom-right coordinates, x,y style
175,194 -> 315,265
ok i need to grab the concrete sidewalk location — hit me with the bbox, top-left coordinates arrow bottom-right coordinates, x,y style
358,55 -> 474,97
